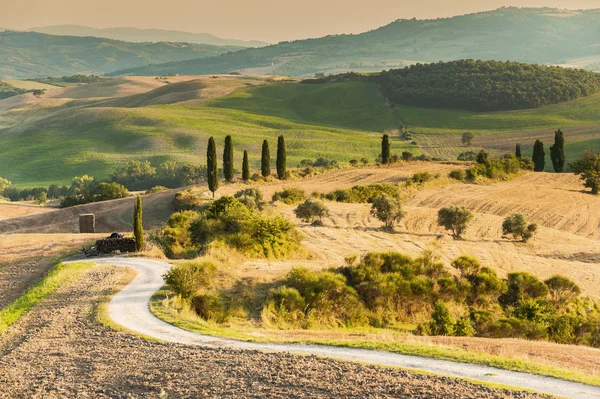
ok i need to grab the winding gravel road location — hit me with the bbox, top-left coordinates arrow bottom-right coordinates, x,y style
88,257 -> 600,399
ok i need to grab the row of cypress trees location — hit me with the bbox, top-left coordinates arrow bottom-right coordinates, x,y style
517,129 -> 566,172
207,135 -> 287,196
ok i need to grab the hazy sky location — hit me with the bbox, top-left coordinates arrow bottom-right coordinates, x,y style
1,0 -> 599,42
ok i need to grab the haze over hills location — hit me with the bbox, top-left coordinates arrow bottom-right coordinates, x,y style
27,25 -> 269,48
109,7 -> 600,77
0,31 -> 244,79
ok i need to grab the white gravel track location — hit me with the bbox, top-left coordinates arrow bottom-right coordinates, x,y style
86,257 -> 600,399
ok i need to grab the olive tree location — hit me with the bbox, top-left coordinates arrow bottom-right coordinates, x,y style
437,205 -> 473,239
370,194 -> 406,229
295,199 -> 329,225
502,214 -> 538,242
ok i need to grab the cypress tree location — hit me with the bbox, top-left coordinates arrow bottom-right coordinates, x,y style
207,137 -> 218,197
381,134 -> 390,165
223,135 -> 234,182
532,140 -> 545,172
133,195 -> 144,251
550,129 -> 565,173
261,140 -> 270,178
242,150 -> 250,182
276,135 -> 286,180
515,143 -> 522,158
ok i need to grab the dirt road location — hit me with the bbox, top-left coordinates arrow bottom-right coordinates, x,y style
87,257 -> 600,399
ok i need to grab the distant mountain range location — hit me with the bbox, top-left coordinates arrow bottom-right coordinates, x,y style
0,31 -> 244,79
108,7 -> 600,77
26,25 -> 269,48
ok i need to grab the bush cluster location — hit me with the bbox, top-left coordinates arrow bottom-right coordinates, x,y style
325,184 -> 400,203
466,154 -> 534,181
272,187 -> 306,204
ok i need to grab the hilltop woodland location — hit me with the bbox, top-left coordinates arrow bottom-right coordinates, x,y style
308,60 -> 600,111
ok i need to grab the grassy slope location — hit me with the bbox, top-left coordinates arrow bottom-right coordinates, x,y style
397,93 -> 600,134
0,82 -> 411,187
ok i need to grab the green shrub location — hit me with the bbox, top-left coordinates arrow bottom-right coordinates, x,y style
455,317 -> 476,337
411,172 -> 433,184
163,260 -> 218,300
172,189 -> 203,212
437,205 -> 473,239
429,301 -> 455,336
500,272 -> 549,306
502,214 -> 538,242
272,187 -> 306,204
145,185 -> 169,194
325,184 -> 400,203
156,211 -> 199,258
370,194 -> 405,229
192,292 -> 228,322
448,169 -> 466,181
234,188 -> 265,210
545,275 -> 581,303
295,199 -> 329,224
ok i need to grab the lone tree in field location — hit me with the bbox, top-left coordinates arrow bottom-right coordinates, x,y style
133,195 -> 144,251
381,134 -> 390,165
461,132 -> 474,147
532,140 -> 545,172
295,198 -> 329,224
550,129 -> 566,173
515,143 -> 522,158
207,137 -> 218,197
242,150 -> 250,182
261,140 -> 271,178
370,194 -> 406,229
276,135 -> 286,179
502,214 -> 538,242
570,150 -> 600,194
223,135 -> 234,182
437,205 -> 473,239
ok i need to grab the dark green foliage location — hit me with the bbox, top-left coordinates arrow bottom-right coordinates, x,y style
234,188 -> 265,210
515,143 -> 522,158
475,150 -> 489,165
370,194 -> 405,229
461,132 -> 474,146
550,129 -> 566,172
188,196 -> 300,258
411,171 -> 433,184
223,135 -> 234,182
570,150 -> 600,194
545,275 -> 581,303
0,81 -> 27,99
457,151 -> 477,161
295,199 -> 329,224
500,272 -> 548,306
276,135 -> 287,179
207,137 -> 218,197
59,177 -> 130,207
272,187 -> 306,204
502,214 -> 538,242
448,169 -> 466,181
401,151 -> 413,161
134,195 -> 144,251
377,60 -> 600,112
437,206 -> 473,238
242,150 -> 250,182
261,140 -> 271,178
111,160 -> 206,191
429,301 -> 455,336
532,140 -> 545,172
93,182 -> 130,202
381,134 -> 390,165
326,184 -> 400,203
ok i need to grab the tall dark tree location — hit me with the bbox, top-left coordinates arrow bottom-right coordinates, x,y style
261,140 -> 270,178
207,137 -> 218,197
242,150 -> 250,182
223,135 -> 234,182
515,143 -> 522,158
532,140 -> 545,172
550,129 -> 566,173
133,195 -> 144,251
276,135 -> 286,179
381,134 -> 390,165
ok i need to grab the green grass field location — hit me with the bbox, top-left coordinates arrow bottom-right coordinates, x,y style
397,93 -> 600,134
0,82 -> 413,187
2,79 -> 599,187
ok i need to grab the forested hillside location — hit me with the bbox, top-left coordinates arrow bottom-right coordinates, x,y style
0,31 -> 244,79
109,8 -> 600,77
376,60 -> 600,111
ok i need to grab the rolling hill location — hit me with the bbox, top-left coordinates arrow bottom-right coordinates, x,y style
0,31 -> 245,79
27,25 -> 268,48
108,7 -> 600,77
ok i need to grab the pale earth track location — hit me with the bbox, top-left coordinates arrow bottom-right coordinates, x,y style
83,257 -> 600,399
